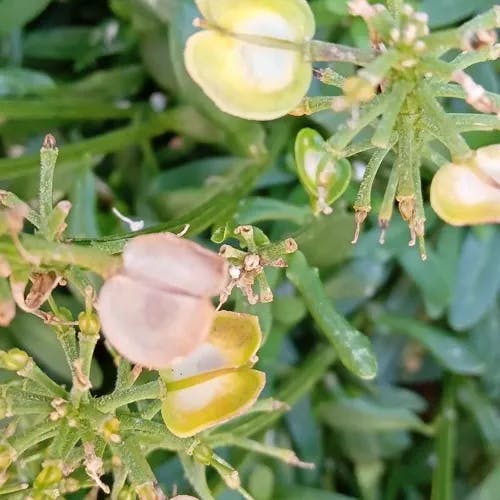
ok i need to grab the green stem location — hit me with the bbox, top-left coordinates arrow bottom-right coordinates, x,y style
0,98 -> 138,120
18,234 -> 122,276
378,162 -> 399,233
56,327 -> 79,375
0,191 -> 40,227
343,139 -> 378,157
140,400 -> 162,420
19,360 -> 67,398
118,413 -> 192,451
354,146 -> 393,213
358,49 -> 400,87
10,419 -> 59,455
110,437 -> 156,486
433,83 -> 500,109
314,68 -> 345,88
72,332 -> 99,407
328,95 -> 389,152
451,45 -> 500,70
372,81 -> 410,148
307,40 -> 375,65
419,86 -> 471,159
94,380 -> 161,413
423,6 -> 500,53
210,435 -> 310,468
38,135 -> 59,238
451,113 -> 500,132
292,96 -> 340,115
431,377 -> 457,500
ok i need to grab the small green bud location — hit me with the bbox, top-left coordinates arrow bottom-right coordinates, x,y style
60,477 -> 80,493
343,76 -> 376,103
78,311 -> 100,336
118,487 -> 136,500
102,416 -> 121,443
193,443 -> 213,466
34,464 -> 62,489
0,348 -> 30,371
136,481 -> 164,500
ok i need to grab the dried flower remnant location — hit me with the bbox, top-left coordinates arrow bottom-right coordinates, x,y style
185,0 -> 315,120
97,233 -> 228,369
160,310 -> 265,437
219,225 -> 297,306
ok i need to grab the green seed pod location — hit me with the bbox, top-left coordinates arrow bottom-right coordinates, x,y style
295,128 -> 352,215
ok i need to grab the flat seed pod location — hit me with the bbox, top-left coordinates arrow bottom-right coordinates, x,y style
430,163 -> 500,226
185,0 -> 315,120
96,234 -> 228,369
161,311 -> 265,437
123,233 -> 228,297
295,128 -> 352,213
474,144 -> 500,185
195,0 -> 315,40
162,368 -> 265,437
97,275 -> 215,369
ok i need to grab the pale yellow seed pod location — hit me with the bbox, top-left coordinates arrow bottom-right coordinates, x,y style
185,0 -> 315,120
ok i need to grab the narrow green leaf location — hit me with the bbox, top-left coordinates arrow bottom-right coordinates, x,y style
0,0 -> 52,34
457,381 -> 500,454
318,398 -> 431,434
466,462 -> 500,500
449,229 -> 500,331
286,251 -> 377,379
0,68 -> 55,97
379,314 -> 485,375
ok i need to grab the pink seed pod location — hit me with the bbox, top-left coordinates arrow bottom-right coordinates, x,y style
97,233 -> 228,369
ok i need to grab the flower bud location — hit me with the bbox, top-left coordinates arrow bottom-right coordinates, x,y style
78,311 -> 100,336
102,417 -> 121,443
0,348 -> 30,371
193,443 -> 213,465
343,76 -> 376,104
135,481 -> 165,500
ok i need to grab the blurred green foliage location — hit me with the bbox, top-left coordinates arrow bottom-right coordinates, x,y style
0,0 -> 499,499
